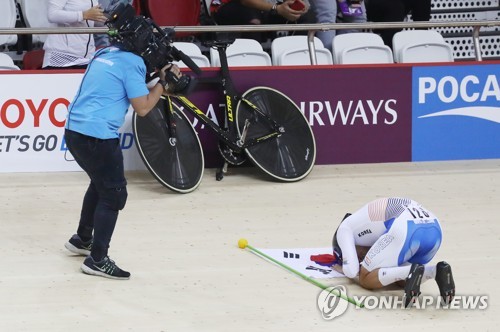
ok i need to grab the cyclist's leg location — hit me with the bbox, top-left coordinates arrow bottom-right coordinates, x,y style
358,221 -> 408,290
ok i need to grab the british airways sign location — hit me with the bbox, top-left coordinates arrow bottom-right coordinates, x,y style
412,64 -> 500,161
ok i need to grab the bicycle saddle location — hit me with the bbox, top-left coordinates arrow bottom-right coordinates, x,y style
202,32 -> 236,49
204,39 -> 235,49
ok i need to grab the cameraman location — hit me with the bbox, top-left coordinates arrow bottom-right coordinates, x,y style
63,39 -> 182,279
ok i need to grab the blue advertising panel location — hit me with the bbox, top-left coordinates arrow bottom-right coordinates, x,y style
412,64 -> 500,161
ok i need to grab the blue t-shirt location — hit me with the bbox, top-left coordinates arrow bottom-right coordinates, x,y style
66,47 -> 149,139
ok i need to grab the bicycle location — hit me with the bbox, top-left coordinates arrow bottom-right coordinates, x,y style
132,39 -> 316,193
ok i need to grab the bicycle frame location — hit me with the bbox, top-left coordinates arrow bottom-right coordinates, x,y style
133,41 -> 316,190
163,44 -> 284,152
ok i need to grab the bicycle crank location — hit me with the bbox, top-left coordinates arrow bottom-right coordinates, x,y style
218,142 -> 246,165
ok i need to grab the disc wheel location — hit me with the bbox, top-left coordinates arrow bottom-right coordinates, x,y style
236,87 -> 316,181
133,99 -> 204,193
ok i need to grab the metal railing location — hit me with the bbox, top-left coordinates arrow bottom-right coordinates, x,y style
1,20 -> 500,63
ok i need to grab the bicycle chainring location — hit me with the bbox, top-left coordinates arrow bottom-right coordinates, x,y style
218,142 -> 246,165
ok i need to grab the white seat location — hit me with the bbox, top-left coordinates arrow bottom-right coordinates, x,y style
0,53 -> 20,70
17,0 -> 56,44
210,39 -> 272,67
172,42 -> 210,68
0,0 -> 18,47
271,36 -> 333,66
332,33 -> 394,64
392,30 -> 454,63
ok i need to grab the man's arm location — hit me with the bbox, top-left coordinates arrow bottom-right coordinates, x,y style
130,83 -> 164,117
131,64 -> 181,117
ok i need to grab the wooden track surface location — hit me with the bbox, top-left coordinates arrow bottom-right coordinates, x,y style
0,160 -> 498,331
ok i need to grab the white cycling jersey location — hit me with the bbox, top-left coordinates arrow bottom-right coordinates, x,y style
334,197 -> 442,278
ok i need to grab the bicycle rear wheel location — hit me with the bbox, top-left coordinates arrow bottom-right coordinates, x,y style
236,87 -> 316,181
133,98 -> 204,193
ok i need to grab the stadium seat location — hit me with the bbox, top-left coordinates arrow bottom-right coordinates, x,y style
332,33 -> 394,64
17,0 -> 56,44
22,49 -> 44,69
172,42 -> 210,68
210,39 -> 272,67
0,52 -> 20,70
392,30 -> 454,63
0,0 -> 18,48
147,0 -> 200,38
271,36 -> 333,66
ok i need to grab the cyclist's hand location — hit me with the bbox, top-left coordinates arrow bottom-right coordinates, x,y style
332,264 -> 344,274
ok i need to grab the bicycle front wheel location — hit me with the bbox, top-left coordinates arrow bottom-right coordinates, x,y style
236,87 -> 316,182
133,99 -> 204,193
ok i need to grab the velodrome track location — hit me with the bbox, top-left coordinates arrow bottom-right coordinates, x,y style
0,159 -> 498,331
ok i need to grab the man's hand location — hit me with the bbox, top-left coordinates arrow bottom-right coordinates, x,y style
159,64 -> 182,95
277,0 -> 308,21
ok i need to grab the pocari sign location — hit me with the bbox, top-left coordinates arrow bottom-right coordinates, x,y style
412,64 -> 500,161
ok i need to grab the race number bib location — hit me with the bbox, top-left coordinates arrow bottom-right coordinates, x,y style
404,202 -> 437,224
